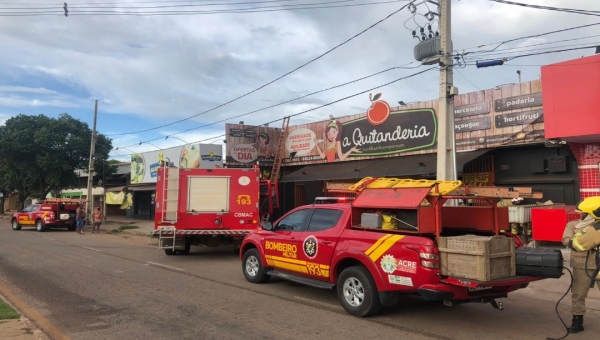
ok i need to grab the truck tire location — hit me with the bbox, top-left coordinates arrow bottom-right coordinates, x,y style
35,220 -> 45,232
164,249 -> 176,255
242,248 -> 270,284
337,266 -> 382,317
11,220 -> 21,231
177,240 -> 191,255
67,225 -> 76,231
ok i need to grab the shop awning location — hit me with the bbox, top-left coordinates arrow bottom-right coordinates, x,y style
280,149 -> 491,183
128,185 -> 156,192
106,186 -> 128,192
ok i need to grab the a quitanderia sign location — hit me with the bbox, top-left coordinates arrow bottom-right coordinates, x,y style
340,109 -> 437,156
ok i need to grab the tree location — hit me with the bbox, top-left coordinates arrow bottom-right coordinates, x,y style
0,113 -> 113,209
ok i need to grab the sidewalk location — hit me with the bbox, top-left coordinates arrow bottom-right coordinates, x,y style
99,217 -> 155,236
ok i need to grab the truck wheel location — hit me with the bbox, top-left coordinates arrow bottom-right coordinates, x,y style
67,225 -> 76,231
177,240 -> 191,255
164,249 -> 176,255
11,220 -> 21,231
337,266 -> 382,317
35,220 -> 45,232
242,249 -> 270,283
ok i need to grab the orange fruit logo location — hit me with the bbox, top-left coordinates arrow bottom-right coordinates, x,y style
366,93 -> 390,126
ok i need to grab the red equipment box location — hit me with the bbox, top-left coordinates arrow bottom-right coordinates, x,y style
531,205 -> 579,242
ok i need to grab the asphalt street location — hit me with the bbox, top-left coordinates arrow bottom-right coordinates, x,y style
0,218 -> 599,340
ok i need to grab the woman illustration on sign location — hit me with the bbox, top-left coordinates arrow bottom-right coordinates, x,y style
257,133 -> 273,160
314,119 -> 360,162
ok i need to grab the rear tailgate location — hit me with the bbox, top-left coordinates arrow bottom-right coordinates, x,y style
418,275 -> 543,301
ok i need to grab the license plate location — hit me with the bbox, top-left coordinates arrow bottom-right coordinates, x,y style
468,286 -> 492,292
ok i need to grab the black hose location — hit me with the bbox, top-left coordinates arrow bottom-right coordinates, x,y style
546,267 -> 573,340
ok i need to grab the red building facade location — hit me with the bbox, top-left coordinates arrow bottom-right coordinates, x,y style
541,54 -> 600,199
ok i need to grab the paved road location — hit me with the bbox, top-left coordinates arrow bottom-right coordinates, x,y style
0,219 -> 598,340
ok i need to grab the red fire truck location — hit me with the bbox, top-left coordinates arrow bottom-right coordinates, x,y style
154,165 -> 279,255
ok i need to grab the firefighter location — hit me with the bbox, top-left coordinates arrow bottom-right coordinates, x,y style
562,196 -> 600,333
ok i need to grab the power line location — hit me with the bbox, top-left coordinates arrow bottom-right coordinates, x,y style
463,40 -> 600,61
0,0 -> 410,15
464,34 -> 600,57
105,1 -> 414,137
501,60 -> 600,67
0,0 -> 358,10
465,45 -> 599,66
488,0 -> 600,17
113,62 -> 423,148
454,68 -> 480,91
109,66 -> 436,156
460,22 -> 600,55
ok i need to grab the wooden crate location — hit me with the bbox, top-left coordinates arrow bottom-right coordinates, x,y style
438,235 -> 516,282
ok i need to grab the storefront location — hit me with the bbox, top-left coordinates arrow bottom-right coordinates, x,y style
541,53 -> 600,200
225,73 -> 589,208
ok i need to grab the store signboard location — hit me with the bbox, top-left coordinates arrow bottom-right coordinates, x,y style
224,81 -> 546,166
454,101 -> 490,117
131,144 -> 223,184
495,110 -> 543,128
225,124 -> 281,165
455,117 -> 491,132
339,109 -> 437,156
494,93 -> 542,112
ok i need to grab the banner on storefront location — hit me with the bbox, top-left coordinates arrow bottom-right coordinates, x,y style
131,144 -> 223,184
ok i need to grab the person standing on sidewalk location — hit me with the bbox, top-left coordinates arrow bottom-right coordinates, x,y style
562,209 -> 598,333
92,206 -> 103,234
75,203 -> 87,235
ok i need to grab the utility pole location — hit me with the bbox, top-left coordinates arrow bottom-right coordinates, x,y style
436,0 -> 457,181
86,100 -> 98,221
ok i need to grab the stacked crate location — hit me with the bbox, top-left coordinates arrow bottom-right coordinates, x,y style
438,235 -> 516,281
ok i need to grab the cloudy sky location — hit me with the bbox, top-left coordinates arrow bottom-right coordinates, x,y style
0,0 -> 598,160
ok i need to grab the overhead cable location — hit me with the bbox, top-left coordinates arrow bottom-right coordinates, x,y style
114,63 -> 421,145
105,1 -> 415,136
109,66 -> 436,155
0,0 -> 410,16
488,0 -> 600,17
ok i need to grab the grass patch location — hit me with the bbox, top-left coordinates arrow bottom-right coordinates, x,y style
109,225 -> 140,233
0,299 -> 20,320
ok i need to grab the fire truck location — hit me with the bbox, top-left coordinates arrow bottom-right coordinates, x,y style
154,165 -> 279,255
240,178 -> 564,316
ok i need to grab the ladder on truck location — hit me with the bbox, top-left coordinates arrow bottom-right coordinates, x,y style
161,165 -> 180,223
158,165 -> 180,252
261,116 -> 290,224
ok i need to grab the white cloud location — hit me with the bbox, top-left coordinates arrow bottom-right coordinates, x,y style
0,0 -> 598,141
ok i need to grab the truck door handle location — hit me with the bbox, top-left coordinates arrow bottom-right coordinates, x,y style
320,240 -> 332,245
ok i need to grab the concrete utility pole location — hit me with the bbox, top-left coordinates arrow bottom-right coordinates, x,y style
86,100 -> 98,220
435,0 -> 457,181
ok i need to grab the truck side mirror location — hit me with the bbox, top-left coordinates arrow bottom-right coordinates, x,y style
262,222 -> 273,231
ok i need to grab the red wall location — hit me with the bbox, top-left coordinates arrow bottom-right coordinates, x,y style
569,142 -> 600,199
541,54 -> 600,141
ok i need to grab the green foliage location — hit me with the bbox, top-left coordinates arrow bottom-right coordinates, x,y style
0,113 -> 112,208
0,299 -> 20,319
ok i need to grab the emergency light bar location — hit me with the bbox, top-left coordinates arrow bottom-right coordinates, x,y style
314,197 -> 355,204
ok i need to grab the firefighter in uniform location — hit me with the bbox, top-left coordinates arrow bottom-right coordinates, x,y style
562,196 -> 600,333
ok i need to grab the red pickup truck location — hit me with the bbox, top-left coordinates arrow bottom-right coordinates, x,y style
11,198 -> 80,232
240,182 -> 561,317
